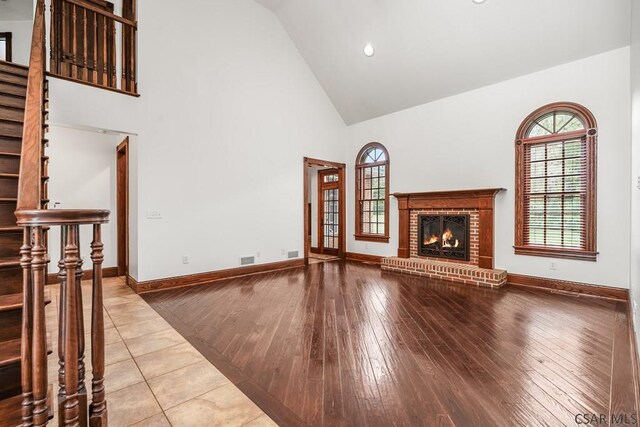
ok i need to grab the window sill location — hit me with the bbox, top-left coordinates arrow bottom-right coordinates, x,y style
355,234 -> 390,243
514,245 -> 597,261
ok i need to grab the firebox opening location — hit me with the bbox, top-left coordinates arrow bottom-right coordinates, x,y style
418,215 -> 470,261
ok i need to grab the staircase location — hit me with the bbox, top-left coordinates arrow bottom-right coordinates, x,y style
0,60 -> 53,426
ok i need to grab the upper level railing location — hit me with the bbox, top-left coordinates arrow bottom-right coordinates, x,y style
17,1 -> 111,425
49,0 -> 138,95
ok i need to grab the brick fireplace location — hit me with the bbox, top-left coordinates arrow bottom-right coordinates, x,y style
382,188 -> 508,287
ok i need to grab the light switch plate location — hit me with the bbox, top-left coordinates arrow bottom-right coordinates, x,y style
146,210 -> 162,219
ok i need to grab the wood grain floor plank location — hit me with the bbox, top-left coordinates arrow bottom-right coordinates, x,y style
142,261 -> 639,427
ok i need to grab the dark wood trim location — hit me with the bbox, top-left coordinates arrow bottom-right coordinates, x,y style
303,157 -> 346,264
514,102 -> 597,261
310,246 -> 320,254
345,252 -> 382,265
46,73 -> 140,97
355,142 -> 390,242
116,137 -> 129,276
393,188 -> 505,268
513,245 -> 597,261
304,157 -> 345,169
0,33 -> 12,62
129,259 -> 306,293
47,266 -> 118,284
353,233 -> 390,243
64,0 -> 137,27
507,273 -> 628,301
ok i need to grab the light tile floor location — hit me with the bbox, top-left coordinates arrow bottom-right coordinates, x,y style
44,276 -> 278,427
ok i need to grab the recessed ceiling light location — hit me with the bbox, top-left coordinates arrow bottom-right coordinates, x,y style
472,0 -> 486,3
363,44 -> 375,57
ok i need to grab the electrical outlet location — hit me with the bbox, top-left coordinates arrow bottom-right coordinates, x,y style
637,176 -> 640,190
146,210 -> 162,219
281,249 -> 286,256
550,262 -> 557,270
182,255 -> 189,264
365,243 -> 369,250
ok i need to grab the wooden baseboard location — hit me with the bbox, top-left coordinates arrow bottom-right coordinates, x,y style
47,266 -> 118,284
129,259 -> 306,293
628,297 -> 640,412
507,273 -> 628,301
345,252 -> 383,265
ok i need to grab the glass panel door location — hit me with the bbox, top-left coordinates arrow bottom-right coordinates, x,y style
318,169 -> 340,256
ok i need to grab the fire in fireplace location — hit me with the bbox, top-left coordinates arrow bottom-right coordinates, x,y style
418,215 -> 470,261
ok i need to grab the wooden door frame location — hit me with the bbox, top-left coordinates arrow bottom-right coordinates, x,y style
116,137 -> 129,276
0,33 -> 12,62
317,168 -> 340,256
303,157 -> 346,264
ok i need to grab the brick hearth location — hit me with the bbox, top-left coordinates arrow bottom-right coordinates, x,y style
382,257 -> 507,288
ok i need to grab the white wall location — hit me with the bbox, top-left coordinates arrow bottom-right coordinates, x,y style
630,0 -> 640,349
0,20 -> 32,65
48,0 -> 345,282
346,47 -> 632,288
47,126 -> 127,271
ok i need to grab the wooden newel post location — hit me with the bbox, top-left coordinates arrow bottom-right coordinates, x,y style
31,226 -> 48,427
21,226 -> 34,427
89,224 -> 107,426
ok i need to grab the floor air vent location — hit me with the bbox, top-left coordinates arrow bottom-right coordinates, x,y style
240,256 -> 255,266
287,250 -> 299,259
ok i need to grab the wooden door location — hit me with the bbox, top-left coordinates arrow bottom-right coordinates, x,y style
116,137 -> 128,276
318,169 -> 340,256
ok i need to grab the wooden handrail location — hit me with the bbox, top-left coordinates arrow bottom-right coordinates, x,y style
63,0 -> 137,28
16,209 -> 110,226
16,0 -> 46,211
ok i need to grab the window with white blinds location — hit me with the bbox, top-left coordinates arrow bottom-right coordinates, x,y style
515,104 -> 597,261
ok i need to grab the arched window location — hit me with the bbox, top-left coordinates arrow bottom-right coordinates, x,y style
514,102 -> 597,261
355,142 -> 390,242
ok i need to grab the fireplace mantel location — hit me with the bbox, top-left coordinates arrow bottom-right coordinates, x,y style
393,188 -> 505,268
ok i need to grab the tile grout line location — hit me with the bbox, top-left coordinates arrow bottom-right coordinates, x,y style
106,295 -> 172,426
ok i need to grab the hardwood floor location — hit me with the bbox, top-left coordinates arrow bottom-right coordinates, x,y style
143,261 -> 640,426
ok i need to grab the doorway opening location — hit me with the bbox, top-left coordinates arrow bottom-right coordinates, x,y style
0,33 -> 12,62
303,157 -> 345,264
116,137 -> 129,276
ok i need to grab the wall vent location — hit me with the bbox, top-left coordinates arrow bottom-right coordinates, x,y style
240,256 -> 255,266
287,250 -> 299,259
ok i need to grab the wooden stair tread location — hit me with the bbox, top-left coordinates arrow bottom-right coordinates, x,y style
0,332 -> 52,368
0,257 -> 20,268
0,290 -> 51,313
0,226 -> 21,232
0,384 -> 53,427
0,173 -> 49,181
0,83 -> 26,98
0,61 -> 29,75
0,74 -> 27,88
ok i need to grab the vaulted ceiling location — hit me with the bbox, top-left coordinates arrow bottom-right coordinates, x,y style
254,0 -> 631,124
